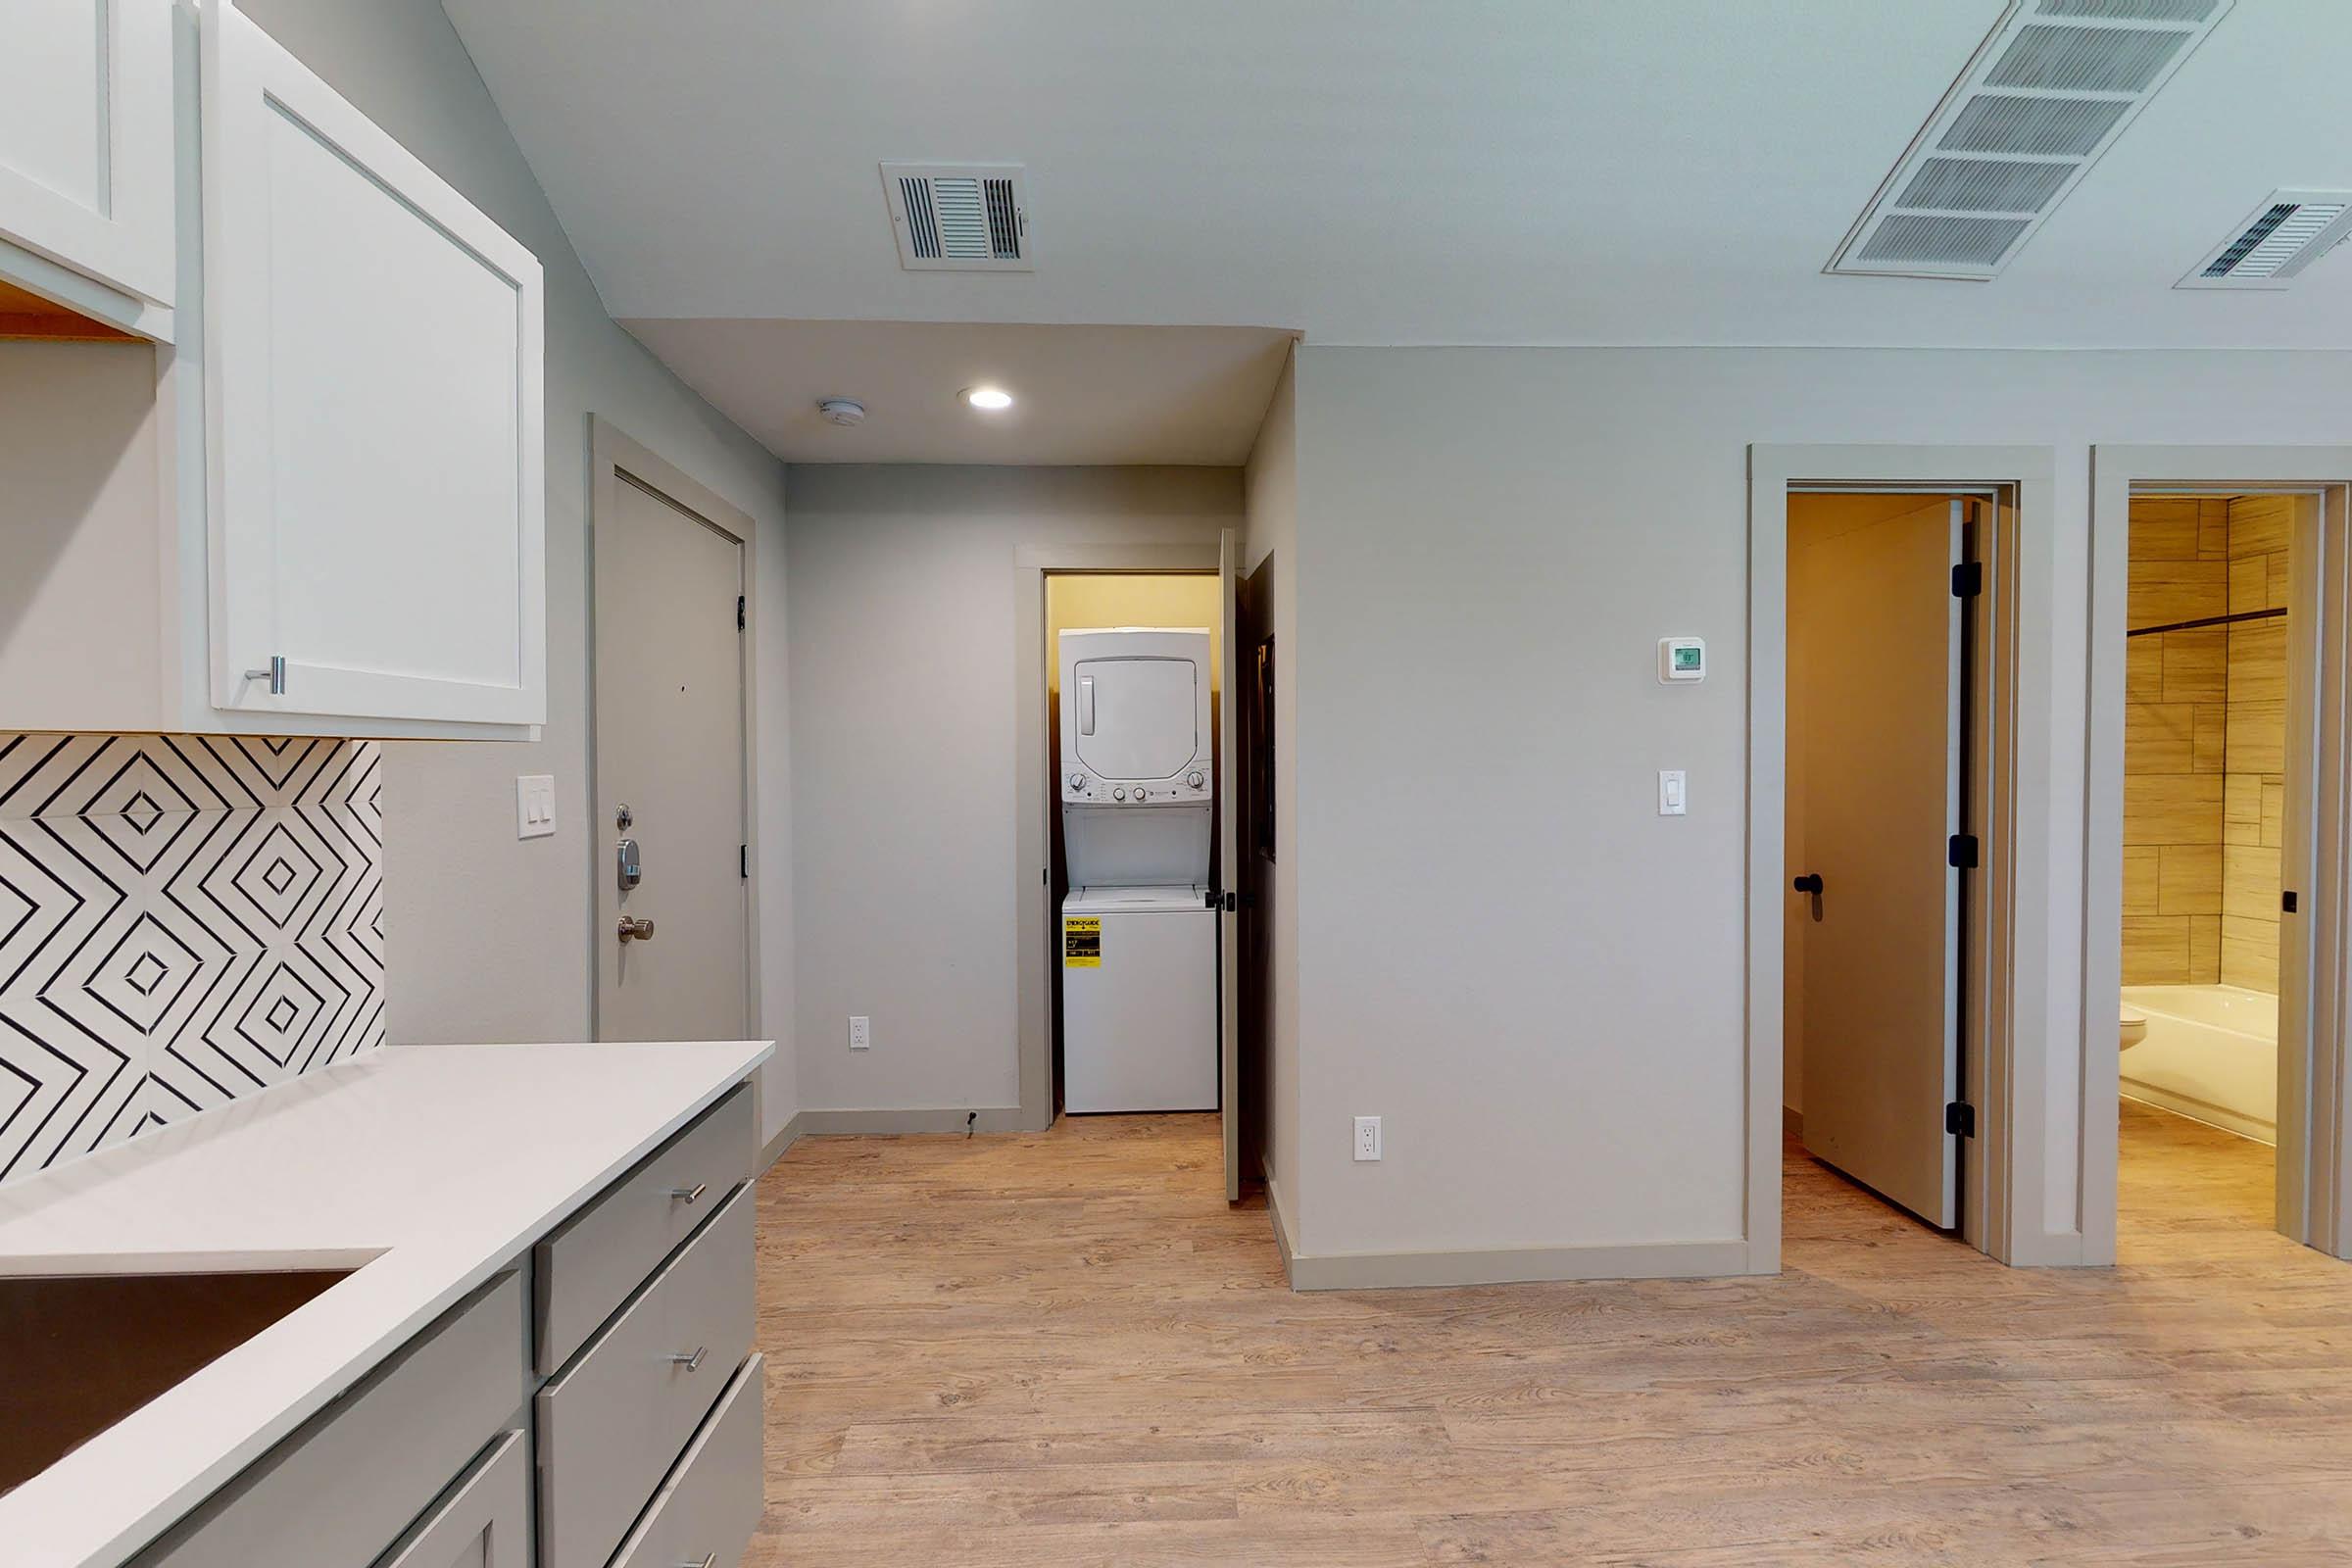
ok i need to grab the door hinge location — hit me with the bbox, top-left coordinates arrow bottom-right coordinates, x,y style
1222,890 -> 1237,912
739,844 -> 748,879
2283,889 -> 2298,914
1951,562 -> 1983,598
736,594 -> 746,630
1947,833 -> 1979,869
1945,1101 -> 1976,1138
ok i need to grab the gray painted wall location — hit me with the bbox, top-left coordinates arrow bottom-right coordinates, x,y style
1241,354 -> 1298,1221
785,465 -> 1241,1114
236,0 -> 797,1136
1286,343 -> 2352,1262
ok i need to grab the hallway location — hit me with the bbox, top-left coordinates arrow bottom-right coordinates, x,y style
750,1109 -> 2352,1565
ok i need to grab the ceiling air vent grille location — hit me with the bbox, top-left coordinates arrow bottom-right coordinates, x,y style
2179,190 -> 2352,290
881,163 -> 1033,272
1828,0 -> 2232,280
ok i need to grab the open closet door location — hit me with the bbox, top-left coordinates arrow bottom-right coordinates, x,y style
1219,528 -> 1242,1200
1794,497 -> 1963,1228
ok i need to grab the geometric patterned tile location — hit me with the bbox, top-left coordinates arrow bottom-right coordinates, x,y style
0,734 -> 384,1184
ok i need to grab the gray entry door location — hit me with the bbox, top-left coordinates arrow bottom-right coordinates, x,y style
595,470 -> 748,1041
1794,497 -> 1963,1228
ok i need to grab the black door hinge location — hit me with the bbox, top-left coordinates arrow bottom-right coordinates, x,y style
1947,833 -> 1979,869
1945,1101 -> 1976,1138
1223,890 -> 1237,912
740,844 -> 749,879
2283,890 -> 2299,914
1951,562 -> 1983,599
736,594 -> 746,630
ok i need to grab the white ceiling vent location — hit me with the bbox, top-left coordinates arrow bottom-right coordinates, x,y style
1828,0 -> 2232,280
880,163 -> 1032,271
2178,190 -> 2352,290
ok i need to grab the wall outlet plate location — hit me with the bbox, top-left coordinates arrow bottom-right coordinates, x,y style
849,1015 -> 871,1051
515,774 -> 556,839
1354,1115 -> 1382,1161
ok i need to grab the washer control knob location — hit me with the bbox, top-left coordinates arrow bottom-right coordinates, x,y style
1112,786 -> 1127,801
1067,771 -> 1085,790
1188,771 -> 1205,789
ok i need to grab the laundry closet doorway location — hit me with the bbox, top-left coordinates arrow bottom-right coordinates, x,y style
1013,537 -> 1248,1200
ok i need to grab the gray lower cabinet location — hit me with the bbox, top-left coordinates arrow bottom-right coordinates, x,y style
536,1182 -> 757,1568
375,1431 -> 530,1568
128,1086 -> 763,1568
132,1272 -> 528,1568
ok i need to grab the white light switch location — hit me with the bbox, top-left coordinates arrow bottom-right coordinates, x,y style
1658,769 -> 1687,816
515,774 -> 556,839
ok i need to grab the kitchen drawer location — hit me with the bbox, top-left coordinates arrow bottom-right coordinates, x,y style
611,1354 -> 765,1568
373,1429 -> 528,1568
134,1271 -> 527,1568
536,1182 -> 755,1568
535,1084 -> 751,1374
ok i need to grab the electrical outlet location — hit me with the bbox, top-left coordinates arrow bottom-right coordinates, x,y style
848,1015 -> 871,1051
1353,1115 -> 1382,1162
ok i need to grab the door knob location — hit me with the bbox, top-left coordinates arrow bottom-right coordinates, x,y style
1791,873 -> 1824,923
617,914 -> 656,943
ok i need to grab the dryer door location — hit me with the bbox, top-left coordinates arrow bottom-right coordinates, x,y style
1073,657 -> 1199,780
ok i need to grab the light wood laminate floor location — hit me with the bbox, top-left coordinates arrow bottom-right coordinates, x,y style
750,1102 -> 2352,1565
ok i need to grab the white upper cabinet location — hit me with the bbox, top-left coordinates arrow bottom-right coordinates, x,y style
200,0 -> 546,728
0,0 -> 176,331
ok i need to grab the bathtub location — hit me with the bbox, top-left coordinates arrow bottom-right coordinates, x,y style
2120,984 -> 2278,1145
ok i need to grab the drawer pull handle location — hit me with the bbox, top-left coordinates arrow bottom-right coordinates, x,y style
669,1181 -> 709,1204
668,1346 -> 708,1371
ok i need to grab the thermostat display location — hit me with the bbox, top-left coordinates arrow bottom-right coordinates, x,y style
1658,637 -> 1706,683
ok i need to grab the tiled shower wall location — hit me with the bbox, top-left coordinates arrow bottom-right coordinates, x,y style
2121,496 -> 2286,989
0,733 -> 385,1184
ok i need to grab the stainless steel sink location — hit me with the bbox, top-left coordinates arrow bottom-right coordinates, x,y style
0,1267 -> 352,1494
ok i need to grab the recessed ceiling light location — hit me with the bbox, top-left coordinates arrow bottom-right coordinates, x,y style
961,385 -> 1014,412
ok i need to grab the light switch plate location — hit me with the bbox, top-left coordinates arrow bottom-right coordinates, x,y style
1658,769 -> 1687,816
515,774 -> 556,839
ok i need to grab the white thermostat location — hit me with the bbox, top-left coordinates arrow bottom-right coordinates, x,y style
1658,637 -> 1706,683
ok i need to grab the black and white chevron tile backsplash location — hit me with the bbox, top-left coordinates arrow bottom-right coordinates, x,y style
0,733 -> 386,1184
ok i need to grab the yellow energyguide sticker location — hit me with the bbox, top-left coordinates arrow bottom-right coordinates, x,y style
1063,916 -> 1101,967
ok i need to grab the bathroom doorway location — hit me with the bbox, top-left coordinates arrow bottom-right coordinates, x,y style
1783,490 -> 1994,1237
2114,485 -> 2327,1251
2088,449 -> 2352,1264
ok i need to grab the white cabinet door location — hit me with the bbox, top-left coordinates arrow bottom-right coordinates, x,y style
201,0 -> 545,727
0,0 -> 176,316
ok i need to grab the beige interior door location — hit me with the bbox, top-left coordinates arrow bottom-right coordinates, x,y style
594,472 -> 749,1041
1218,530 -> 1243,1200
1793,497 -> 1963,1228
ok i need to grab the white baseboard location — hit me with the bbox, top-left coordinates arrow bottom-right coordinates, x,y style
790,1105 -> 1027,1136
1282,1236 -> 1752,1292
1264,1171 -> 1300,1280
757,1112 -> 803,1172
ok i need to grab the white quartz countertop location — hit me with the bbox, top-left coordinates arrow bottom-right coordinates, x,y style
0,1039 -> 772,1568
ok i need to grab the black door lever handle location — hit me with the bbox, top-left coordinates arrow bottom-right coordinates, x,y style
1791,873 -> 1823,895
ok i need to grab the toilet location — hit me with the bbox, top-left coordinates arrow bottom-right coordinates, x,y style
2120,1004 -> 2146,1054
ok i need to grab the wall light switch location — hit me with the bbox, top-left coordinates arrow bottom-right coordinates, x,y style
515,775 -> 556,839
1354,1115 -> 1382,1161
849,1015 -> 871,1051
1658,769 -> 1687,816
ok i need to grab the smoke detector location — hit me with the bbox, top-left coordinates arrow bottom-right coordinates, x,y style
2178,191 -> 2352,289
880,163 -> 1032,271
1829,0 -> 2235,281
817,398 -> 865,426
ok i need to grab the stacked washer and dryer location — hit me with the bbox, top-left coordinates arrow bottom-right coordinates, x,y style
1057,626 -> 1218,1112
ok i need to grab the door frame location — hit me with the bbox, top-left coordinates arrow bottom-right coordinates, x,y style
1013,542 -> 1222,1133
2088,447 -> 2352,1263
586,416 -> 762,1044
1750,445 -> 2056,1272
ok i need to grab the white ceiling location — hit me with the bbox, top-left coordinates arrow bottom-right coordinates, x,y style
618,319 -> 1295,465
443,0 -> 2352,461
